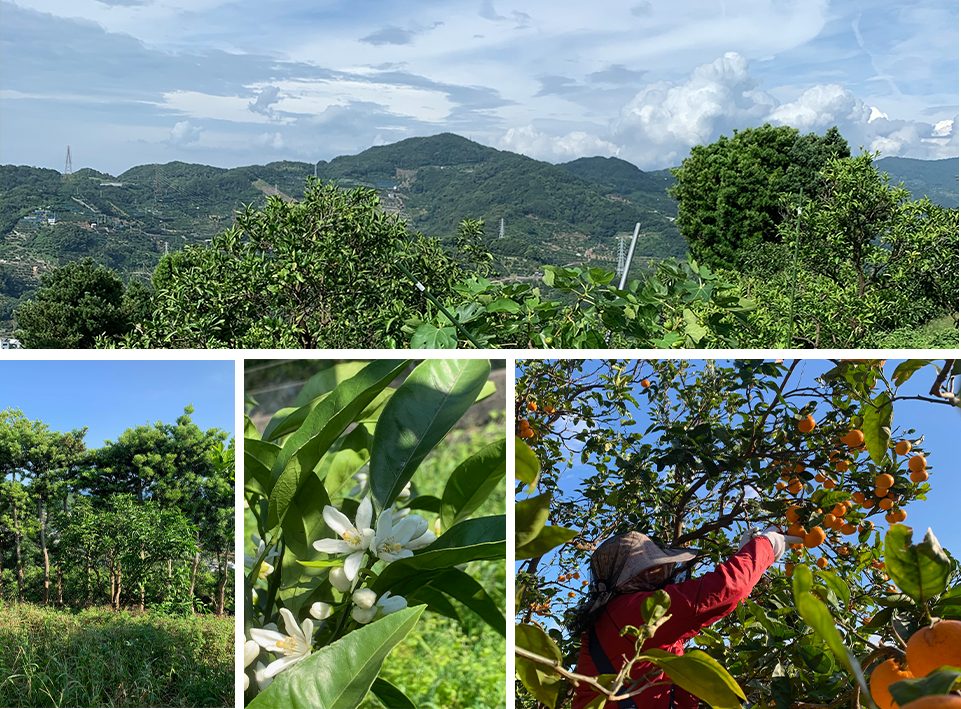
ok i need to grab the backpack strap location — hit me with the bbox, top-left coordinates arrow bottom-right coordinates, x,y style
587,628 -> 639,709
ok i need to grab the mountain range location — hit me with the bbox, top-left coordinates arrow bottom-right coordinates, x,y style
2,133 -> 957,326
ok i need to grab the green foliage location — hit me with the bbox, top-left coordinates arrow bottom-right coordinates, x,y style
13,258 -> 145,348
669,124 -> 849,269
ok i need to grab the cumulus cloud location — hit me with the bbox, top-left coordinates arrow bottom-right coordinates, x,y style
501,52 -> 958,169
498,125 -> 619,161
255,132 -> 285,150
167,120 -> 201,146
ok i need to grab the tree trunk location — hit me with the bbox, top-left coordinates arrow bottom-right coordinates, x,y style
12,501 -> 23,600
85,551 -> 92,608
139,550 -> 145,612
39,499 -> 50,605
216,552 -> 227,616
57,566 -> 63,605
189,550 -> 201,598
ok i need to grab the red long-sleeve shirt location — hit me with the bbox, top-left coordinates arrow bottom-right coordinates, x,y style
572,536 -> 776,709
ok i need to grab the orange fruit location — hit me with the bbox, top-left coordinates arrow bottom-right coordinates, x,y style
815,472 -> 827,483
909,469 -> 928,483
527,401 -> 537,411
841,523 -> 857,535
798,415 -> 816,433
804,527 -> 826,548
581,580 -> 588,586
519,428 -> 534,439
875,474 -> 895,489
852,491 -> 866,504
895,440 -> 912,456
788,479 -> 803,495
892,509 -> 907,523
568,591 -> 576,598
908,455 -> 927,473
831,517 -> 846,531
823,513 -> 838,527
787,522 -> 807,538
832,503 -> 848,517
784,562 -> 794,577
900,696 -> 961,709
816,557 -> 828,568
573,572 -> 580,579
786,506 -> 800,523
860,521 -> 874,533
869,658 -> 915,709
543,405 -> 555,414
862,499 -> 875,510
879,498 -> 894,511
519,418 -> 531,429
795,463 -> 806,474
824,478 -> 837,489
558,574 -> 567,582
835,461 -> 849,473
641,379 -> 651,388
905,620 -> 961,678
776,481 -> 787,491
875,487 -> 889,498
842,430 -> 865,448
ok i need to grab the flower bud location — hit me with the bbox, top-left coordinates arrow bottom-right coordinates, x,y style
309,602 -> 332,620
353,588 -> 377,610
329,566 -> 351,593
351,606 -> 376,624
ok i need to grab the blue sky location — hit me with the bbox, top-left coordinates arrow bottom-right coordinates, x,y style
0,360 -> 235,448
518,358 -> 961,576
1,0 -> 957,174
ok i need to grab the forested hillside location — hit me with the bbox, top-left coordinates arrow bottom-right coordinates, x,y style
0,406 -> 233,615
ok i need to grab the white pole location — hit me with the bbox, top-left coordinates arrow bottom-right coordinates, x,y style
617,222 -> 641,290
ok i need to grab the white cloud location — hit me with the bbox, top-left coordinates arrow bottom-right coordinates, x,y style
768,84 -> 872,131
497,125 -> 619,161
167,120 -> 201,146
255,131 -> 285,150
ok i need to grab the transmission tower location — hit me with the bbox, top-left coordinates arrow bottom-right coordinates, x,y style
499,218 -> 505,239
616,237 -> 626,278
64,146 -> 73,176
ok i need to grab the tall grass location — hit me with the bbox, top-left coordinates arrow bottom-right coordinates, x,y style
0,602 -> 232,708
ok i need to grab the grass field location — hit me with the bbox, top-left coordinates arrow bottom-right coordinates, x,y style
0,602 -> 233,708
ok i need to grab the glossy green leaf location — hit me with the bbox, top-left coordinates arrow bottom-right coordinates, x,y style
411,323 -> 457,349
370,678 -> 417,709
268,360 -> 409,531
315,425 -> 370,503
407,495 -> 442,513
816,569 -> 851,607
246,439 -> 281,494
515,438 -> 541,486
372,516 -> 505,594
889,670 -> 961,704
430,567 -> 506,637
247,605 -> 424,709
515,525 -> 578,560
407,584 -> 462,625
794,590 -> 873,706
293,362 -> 372,407
515,493 -> 552,548
370,359 -> 490,512
638,648 -> 745,709
295,559 -> 343,569
862,391 -> 893,465
475,380 -> 497,403
245,415 -> 260,439
792,563 -> 813,596
884,525 -> 951,605
515,623 -> 564,708
281,470 -> 331,561
263,398 -> 326,443
440,438 -> 506,529
641,590 -> 672,625
892,359 -> 936,387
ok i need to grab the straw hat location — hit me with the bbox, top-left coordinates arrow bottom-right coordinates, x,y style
591,531 -> 697,590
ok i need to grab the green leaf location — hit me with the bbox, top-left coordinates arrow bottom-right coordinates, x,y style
411,323 -> 457,349
515,493 -> 552,549
892,359 -> 936,387
370,678 -> 417,709
293,362 -> 371,407
889,670 -> 961,704
246,439 -> 281,494
295,559 -> 344,569
515,623 -> 564,708
515,526 -> 578,560
429,567 -> 506,637
486,298 -> 521,314
638,648 -> 745,709
369,359 -> 491,512
281,471 -> 331,561
268,360 -> 409,532
407,495 -> 442,513
792,563 -> 813,596
245,415 -> 260,439
794,590 -> 873,705
515,438 -> 541,486
315,425 -> 370,503
246,605 -> 425,709
862,391 -> 893,465
816,569 -> 851,607
475,379 -> 497,403
640,590 -> 672,625
884,525 -> 951,604
440,438 -> 506,529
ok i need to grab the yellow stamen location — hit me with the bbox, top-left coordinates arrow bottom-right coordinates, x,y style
276,636 -> 298,655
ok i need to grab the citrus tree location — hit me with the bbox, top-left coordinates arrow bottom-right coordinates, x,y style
244,359 -> 506,708
514,358 -> 960,707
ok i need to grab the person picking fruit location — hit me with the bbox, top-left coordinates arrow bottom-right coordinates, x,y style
569,526 -> 802,709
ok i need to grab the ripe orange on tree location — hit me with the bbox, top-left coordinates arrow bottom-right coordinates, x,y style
804,527 -> 826,548
910,469 -> 929,483
841,429 -> 865,448
641,379 -> 651,388
786,506 -> 801,523
879,498 -> 894,511
841,523 -> 857,535
568,591 -> 576,598
875,487 -> 889,498
519,428 -> 535,439
519,418 -> 531,429
832,502 -> 848,517
885,509 -> 907,524
905,619 -> 961,678
908,455 -> 927,473
816,557 -> 828,568
784,562 -> 795,577
527,400 -> 537,412
815,472 -> 827,483
823,478 -> 837,489
852,491 -> 866,504
869,658 -> 915,709
776,481 -> 787,491
798,415 -> 816,433
875,473 -> 895,489
543,405 -> 555,414
835,460 -> 849,473
895,440 -> 912,456
788,478 -> 803,495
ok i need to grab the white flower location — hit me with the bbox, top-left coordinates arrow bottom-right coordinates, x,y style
352,591 -> 408,625
329,566 -> 352,593
396,481 -> 412,505
313,497 -> 374,580
309,602 -> 332,620
243,639 -> 259,692
249,607 -> 313,678
254,661 -> 273,691
245,535 -> 280,581
352,588 -> 377,610
371,510 -> 437,563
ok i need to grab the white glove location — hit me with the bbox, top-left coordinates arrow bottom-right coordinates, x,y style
758,526 -> 804,563
737,525 -> 763,551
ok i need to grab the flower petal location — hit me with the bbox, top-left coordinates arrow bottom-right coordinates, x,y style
406,530 -> 436,551
356,496 -> 373,530
244,640 -> 260,668
263,654 -> 302,679
249,627 -> 286,651
323,505 -> 353,537
309,602 -> 332,620
313,538 -> 351,554
351,606 -> 377,624
344,550 -> 364,580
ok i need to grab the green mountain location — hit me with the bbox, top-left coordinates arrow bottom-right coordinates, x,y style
875,156 -> 958,208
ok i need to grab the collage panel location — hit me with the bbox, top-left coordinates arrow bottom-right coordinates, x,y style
514,358 -> 961,708
243,358 -> 508,709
